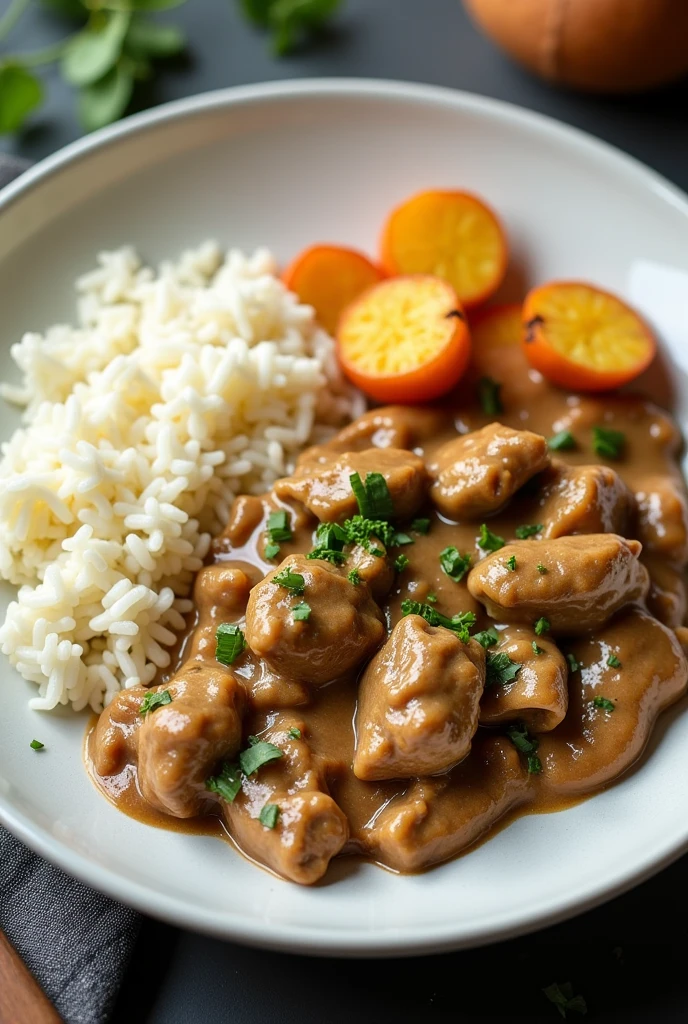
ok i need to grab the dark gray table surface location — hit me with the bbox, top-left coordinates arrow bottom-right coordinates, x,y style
3,1 -> 688,1021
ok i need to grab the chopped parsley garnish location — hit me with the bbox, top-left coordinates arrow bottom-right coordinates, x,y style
239,738 -> 284,777
515,523 -> 543,539
486,652 -> 522,687
30,739 -> 44,750
566,652 -> 581,673
593,696 -> 616,712
139,689 -> 173,716
370,546 -> 384,558
426,592 -> 438,603
534,617 -> 551,636
272,566 -> 305,594
206,761 -> 242,803
392,531 -> 414,546
400,599 -> 476,643
343,514 -> 395,552
532,641 -> 544,655
307,547 -> 347,565
395,554 -> 410,572
439,546 -> 472,582
264,542 -> 281,560
266,510 -> 292,543
478,376 -> 503,416
607,653 -> 622,668
548,430 -> 577,452
292,601 -> 311,622
542,981 -> 588,1019
308,522 -> 347,564
259,803 -> 280,829
215,623 -> 247,666
506,723 -> 542,773
507,554 -> 517,571
478,523 -> 505,552
473,627 -> 498,648
287,727 -> 302,740
537,562 -> 548,574
592,425 -> 625,460
411,518 -> 431,535
349,471 -> 394,519
347,568 -> 361,586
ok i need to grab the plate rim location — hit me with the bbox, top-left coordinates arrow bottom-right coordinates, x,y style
1,76 -> 688,956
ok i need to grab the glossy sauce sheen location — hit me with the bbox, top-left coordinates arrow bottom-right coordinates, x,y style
87,343 -> 688,883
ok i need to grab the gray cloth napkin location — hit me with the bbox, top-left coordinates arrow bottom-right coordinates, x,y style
0,153 -> 140,1024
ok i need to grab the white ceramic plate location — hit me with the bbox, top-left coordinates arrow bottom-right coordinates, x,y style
1,79 -> 688,956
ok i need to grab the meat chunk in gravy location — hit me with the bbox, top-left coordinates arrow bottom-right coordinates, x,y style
428,423 -> 549,520
468,534 -> 650,634
519,461 -> 633,539
245,554 -> 385,684
275,446 -> 428,522
479,625 -> 568,732
353,616 -> 486,781
633,474 -> 688,567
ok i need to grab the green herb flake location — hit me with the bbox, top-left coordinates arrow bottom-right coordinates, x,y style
473,628 -> 498,649
307,547 -> 347,565
439,546 -> 472,582
548,430 -> 576,452
343,514 -> 395,552
139,689 -> 172,716
566,652 -> 581,673
287,727 -> 302,740
30,739 -> 44,751
542,981 -> 588,1019
349,471 -> 394,520
411,518 -> 431,535
395,554 -> 410,572
206,761 -> 242,803
537,562 -> 548,574
266,509 -> 292,543
347,568 -> 361,586
478,376 -> 503,416
593,696 -> 616,713
478,523 -> 505,552
515,523 -> 543,539
486,652 -> 522,687
532,641 -> 544,655
426,592 -> 438,604
400,599 -> 476,643
527,754 -> 543,774
607,653 -> 622,668
592,425 -> 625,460
272,566 -> 305,594
239,740 -> 284,777
507,554 -> 517,571
215,623 -> 247,666
534,617 -> 551,636
264,541 -> 281,560
392,532 -> 414,547
259,803 -> 280,829
506,722 -> 538,755
292,601 -> 311,622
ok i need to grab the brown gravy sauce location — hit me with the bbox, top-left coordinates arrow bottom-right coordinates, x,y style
85,340 -> 688,880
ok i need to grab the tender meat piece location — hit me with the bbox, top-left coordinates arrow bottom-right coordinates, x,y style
428,423 -> 550,520
213,495 -> 265,551
354,615 -> 486,781
633,475 -> 688,567
333,405 -> 447,452
137,663 -> 244,818
91,688 -> 144,777
347,542 -> 395,602
642,555 -> 687,629
539,607 -> 688,796
520,460 -> 633,539
479,625 -> 568,732
186,563 -> 260,662
245,554 -> 385,684
364,736 -> 531,872
274,447 -> 428,523
468,534 -> 650,635
221,714 -> 348,885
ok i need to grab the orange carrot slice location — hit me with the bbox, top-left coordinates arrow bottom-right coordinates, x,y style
337,275 -> 471,403
380,190 -> 508,309
522,281 -> 656,392
282,245 -> 384,335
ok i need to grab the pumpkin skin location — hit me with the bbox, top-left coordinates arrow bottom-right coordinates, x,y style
463,0 -> 688,94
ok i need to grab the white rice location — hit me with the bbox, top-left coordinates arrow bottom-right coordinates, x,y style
0,243 -> 363,712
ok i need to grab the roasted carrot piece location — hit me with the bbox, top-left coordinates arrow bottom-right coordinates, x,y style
282,245 -> 384,335
522,281 -> 656,392
337,275 -> 471,403
380,190 -> 508,309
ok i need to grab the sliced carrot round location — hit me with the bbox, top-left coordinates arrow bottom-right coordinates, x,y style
282,244 -> 384,335
522,281 -> 657,392
380,190 -> 508,309
337,275 -> 471,403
